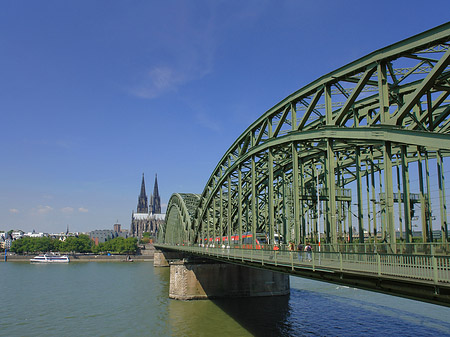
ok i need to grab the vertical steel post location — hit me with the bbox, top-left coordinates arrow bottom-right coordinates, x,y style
282,171 -> 288,243
220,187 -> 224,245
314,164 -> 320,245
437,151 -> 448,244
292,143 -> 300,244
425,151 -> 433,241
228,175 -> 232,247
365,170 -> 371,241
383,141 -> 396,252
348,201 -> 353,243
337,156 -> 343,241
401,146 -> 412,244
396,153 -> 403,240
356,147 -> 364,243
378,62 -> 390,123
238,168 -> 243,245
268,148 -> 275,245
371,148 -> 377,241
417,148 -> 429,243
379,160 -> 385,240
300,156 -> 306,243
207,204 -> 210,245
327,139 -> 337,247
213,195 -> 217,246
251,154 -> 257,247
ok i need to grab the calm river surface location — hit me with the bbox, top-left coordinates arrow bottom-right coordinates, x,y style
1,261 -> 449,337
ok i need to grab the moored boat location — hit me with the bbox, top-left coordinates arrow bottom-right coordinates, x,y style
30,254 -> 70,263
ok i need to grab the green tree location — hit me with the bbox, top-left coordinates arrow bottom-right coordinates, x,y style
61,235 -> 93,253
90,236 -> 138,254
10,237 -> 63,254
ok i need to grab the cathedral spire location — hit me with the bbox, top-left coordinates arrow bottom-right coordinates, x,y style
153,174 -> 160,199
150,173 -> 161,214
137,173 -> 148,213
140,173 -> 146,197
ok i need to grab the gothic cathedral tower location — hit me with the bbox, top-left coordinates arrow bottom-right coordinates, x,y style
137,173 -> 148,213
149,174 -> 161,214
131,173 -> 164,238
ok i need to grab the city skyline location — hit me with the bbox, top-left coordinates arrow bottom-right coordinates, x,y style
1,1 -> 449,233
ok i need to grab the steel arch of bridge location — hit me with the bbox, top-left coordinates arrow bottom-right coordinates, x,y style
161,23 -> 450,253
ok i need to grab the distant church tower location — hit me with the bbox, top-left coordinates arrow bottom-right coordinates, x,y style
137,173 -> 148,213
131,173 -> 165,238
149,174 -> 161,214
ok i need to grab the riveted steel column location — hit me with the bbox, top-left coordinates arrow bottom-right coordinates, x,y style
325,84 -> 332,125
425,151 -> 433,241
282,171 -> 288,243
228,175 -> 232,246
437,151 -> 448,243
207,202 -> 210,245
371,148 -> 377,241
417,148 -> 429,243
220,187 -> 224,244
268,147 -> 275,245
313,165 -> 319,243
337,157 -> 343,241
396,154 -> 403,240
379,160 -> 385,239
300,157 -> 306,244
327,139 -> 337,246
292,143 -> 300,244
384,141 -> 395,252
238,168 -> 243,245
348,201 -> 353,243
251,154 -> 257,247
356,147 -> 364,243
378,62 -> 390,123
401,146 -> 412,244
365,170 -> 371,241
213,195 -> 217,245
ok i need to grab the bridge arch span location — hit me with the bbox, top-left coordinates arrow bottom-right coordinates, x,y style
164,23 -> 450,252
159,193 -> 200,245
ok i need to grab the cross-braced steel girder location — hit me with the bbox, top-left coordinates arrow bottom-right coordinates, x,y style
163,23 -> 450,253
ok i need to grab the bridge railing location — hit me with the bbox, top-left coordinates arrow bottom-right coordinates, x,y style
159,244 -> 450,284
309,242 -> 449,255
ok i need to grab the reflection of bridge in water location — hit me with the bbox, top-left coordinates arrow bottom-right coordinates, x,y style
156,23 -> 450,306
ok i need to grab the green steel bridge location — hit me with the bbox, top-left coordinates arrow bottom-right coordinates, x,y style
156,23 -> 450,306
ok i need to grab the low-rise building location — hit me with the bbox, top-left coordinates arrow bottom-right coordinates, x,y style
90,227 -> 129,246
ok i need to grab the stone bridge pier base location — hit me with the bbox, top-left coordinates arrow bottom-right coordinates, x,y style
169,260 -> 290,300
154,250 -> 185,267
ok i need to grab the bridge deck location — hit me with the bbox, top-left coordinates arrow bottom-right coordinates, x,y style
155,244 -> 450,306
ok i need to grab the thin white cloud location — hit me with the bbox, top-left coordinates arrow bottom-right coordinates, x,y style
9,208 -> 19,214
195,111 -> 220,132
129,5 -> 218,99
131,66 -> 184,99
36,205 -> 53,215
78,207 -> 89,213
61,207 -> 74,214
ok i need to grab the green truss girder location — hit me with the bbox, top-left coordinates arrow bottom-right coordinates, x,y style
163,23 -> 450,250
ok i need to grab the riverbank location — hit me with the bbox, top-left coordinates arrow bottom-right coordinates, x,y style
2,243 -> 155,262
2,254 -> 153,262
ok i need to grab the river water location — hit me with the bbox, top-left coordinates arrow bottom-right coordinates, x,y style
1,261 -> 449,337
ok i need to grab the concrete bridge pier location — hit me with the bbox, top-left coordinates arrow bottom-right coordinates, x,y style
169,259 -> 290,300
154,249 -> 185,267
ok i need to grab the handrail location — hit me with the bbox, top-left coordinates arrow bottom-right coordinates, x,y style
157,244 -> 450,285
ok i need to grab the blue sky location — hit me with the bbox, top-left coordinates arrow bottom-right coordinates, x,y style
1,1 -> 449,233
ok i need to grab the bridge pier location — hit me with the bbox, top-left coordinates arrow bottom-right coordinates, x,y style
169,259 -> 290,300
154,250 -> 185,267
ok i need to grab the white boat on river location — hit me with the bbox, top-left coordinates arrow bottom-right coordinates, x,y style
30,254 -> 70,263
